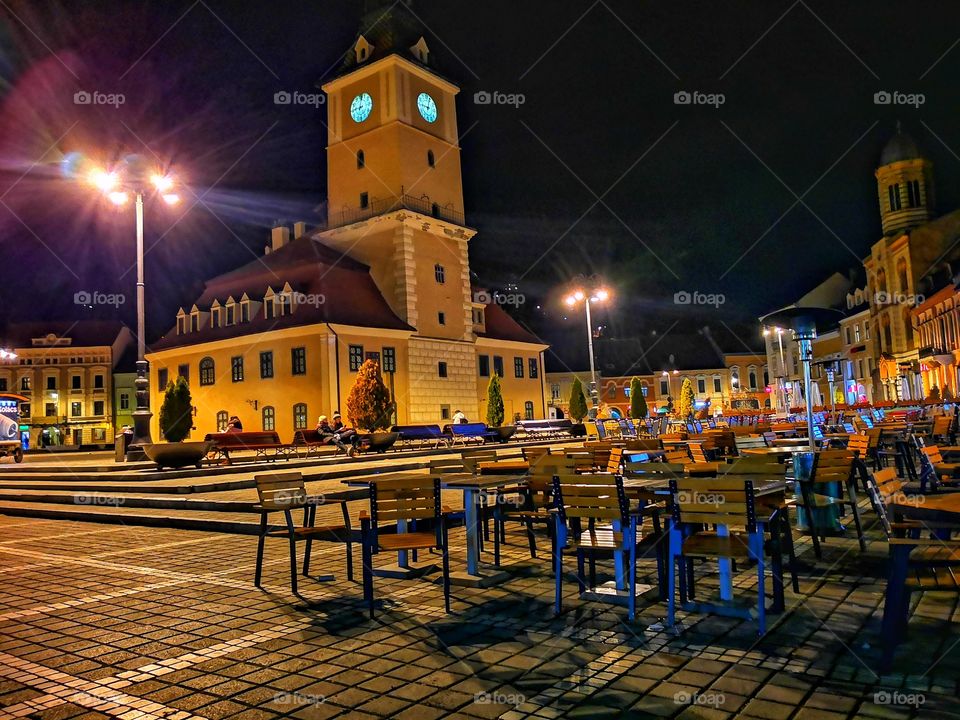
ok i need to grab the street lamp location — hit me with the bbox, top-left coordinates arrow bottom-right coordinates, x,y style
80,154 -> 181,459
564,281 -> 611,412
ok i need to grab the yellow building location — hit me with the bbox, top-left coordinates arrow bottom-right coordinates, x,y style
146,4 -> 546,438
0,322 -> 133,448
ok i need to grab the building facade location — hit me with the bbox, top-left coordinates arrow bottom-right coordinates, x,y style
0,322 -> 133,448
146,4 -> 547,438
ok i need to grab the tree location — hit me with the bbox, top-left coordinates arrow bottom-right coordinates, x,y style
158,375 -> 193,442
677,377 -> 695,420
927,385 -> 941,403
346,359 -> 394,431
629,377 -> 648,419
485,374 -> 505,426
569,376 -> 588,422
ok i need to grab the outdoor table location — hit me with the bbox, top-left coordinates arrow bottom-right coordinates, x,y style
440,473 -> 527,586
742,445 -> 808,458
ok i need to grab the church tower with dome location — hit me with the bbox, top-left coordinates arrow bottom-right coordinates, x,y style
874,123 -> 935,236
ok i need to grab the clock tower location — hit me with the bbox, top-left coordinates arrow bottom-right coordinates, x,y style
317,0 -> 480,421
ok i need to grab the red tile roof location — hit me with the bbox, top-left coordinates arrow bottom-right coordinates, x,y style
477,303 -> 543,345
151,238 -> 412,351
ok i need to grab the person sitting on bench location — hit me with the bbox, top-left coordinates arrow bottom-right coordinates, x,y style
331,411 -> 359,448
317,415 -> 354,456
226,415 -> 243,432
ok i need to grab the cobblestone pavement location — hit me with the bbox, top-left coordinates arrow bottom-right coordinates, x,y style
0,510 -> 958,720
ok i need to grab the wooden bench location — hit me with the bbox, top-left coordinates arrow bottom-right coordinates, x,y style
517,419 -> 575,439
292,429 -> 345,458
205,431 -> 293,463
444,422 -> 493,445
392,424 -> 450,449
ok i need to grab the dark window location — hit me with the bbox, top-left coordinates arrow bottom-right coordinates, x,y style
427,149 -> 435,167
120,393 -> 129,410
45,402 -> 56,417
265,298 -> 275,320
260,351 -> 274,379
382,347 -> 396,373
438,361 -> 448,378
697,378 -> 706,394
888,184 -> 901,211
524,401 -> 534,420
431,202 -> 439,217
528,358 -> 539,378
216,410 -> 228,432
907,179 -> 921,208
46,376 -> 56,390
93,400 -> 104,416
158,368 -> 168,390
20,376 -> 30,391
71,375 -> 81,390
357,149 -> 365,168
71,401 -> 81,417
493,356 -> 504,377
479,355 -> 490,377
262,406 -> 275,431
291,347 -> 306,375
438,311 -> 445,325
199,357 -> 215,386
226,305 -> 235,324
240,303 -> 249,322
514,357 -> 524,378
231,356 -> 244,382
176,365 -> 189,385
293,403 -> 308,430
365,351 -> 380,367
360,192 -> 369,209
94,374 -> 104,389
20,403 -> 29,417
349,345 -> 364,372
190,314 -> 199,332
0,378 -> 6,392
435,264 -> 445,283
714,377 -> 722,393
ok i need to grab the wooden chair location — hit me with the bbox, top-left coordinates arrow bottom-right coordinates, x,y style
931,414 -> 954,444
734,434 -> 767,454
762,431 -> 777,447
552,473 -> 663,621
492,455 -> 577,566
919,446 -> 960,492
360,475 -> 451,617
869,467 -> 960,670
461,448 -> 499,474
606,446 -> 624,474
625,438 -> 661,453
689,443 -> 711,464
664,447 -> 691,465
253,472 -> 353,593
522,446 -> 551,465
667,475 -> 790,635
795,450 -> 865,558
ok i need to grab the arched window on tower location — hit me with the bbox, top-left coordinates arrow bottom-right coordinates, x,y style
896,257 -> 908,293
903,306 -> 914,347
877,268 -> 888,296
882,314 -> 893,352
427,150 -> 435,167
888,184 -> 902,211
357,150 -> 365,169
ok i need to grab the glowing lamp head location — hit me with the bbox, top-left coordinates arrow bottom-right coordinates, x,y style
108,191 -> 129,206
762,328 -> 770,336
564,295 -> 576,307
594,288 -> 609,302
88,168 -> 117,193
151,174 -> 174,192
161,193 -> 180,205
573,289 -> 585,301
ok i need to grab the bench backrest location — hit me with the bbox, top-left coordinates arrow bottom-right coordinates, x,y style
449,422 -> 487,436
528,455 -> 578,496
522,446 -> 551,464
847,433 -> 868,456
461,448 -> 498,473
607,446 -> 624,474
208,431 -> 282,448
370,476 -> 442,525
429,458 -> 465,474
689,443 -> 710,464
255,472 -> 306,510
664,447 -> 690,465
933,415 -> 953,436
393,424 -> 444,439
723,456 -> 785,476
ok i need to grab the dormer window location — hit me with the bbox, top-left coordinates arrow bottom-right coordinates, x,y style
278,291 -> 292,317
240,300 -> 249,323
177,314 -> 186,334
190,313 -> 199,332
354,36 -> 372,64
264,289 -> 276,320
225,297 -> 236,325
410,37 -> 430,64
210,304 -> 222,329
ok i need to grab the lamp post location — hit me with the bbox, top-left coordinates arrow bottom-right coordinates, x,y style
565,283 -> 611,413
83,155 -> 180,460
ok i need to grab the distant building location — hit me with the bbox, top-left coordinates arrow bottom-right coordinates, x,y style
0,322 -> 133,448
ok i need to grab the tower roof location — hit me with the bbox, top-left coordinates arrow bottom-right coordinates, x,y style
880,124 -> 924,165
345,0 -> 432,70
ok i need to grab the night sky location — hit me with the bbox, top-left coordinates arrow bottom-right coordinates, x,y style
1,0 -> 959,372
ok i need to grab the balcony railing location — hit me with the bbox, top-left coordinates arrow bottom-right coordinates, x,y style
321,194 -> 465,230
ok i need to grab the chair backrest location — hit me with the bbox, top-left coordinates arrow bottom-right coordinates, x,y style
607,446 -> 624,474
864,427 -> 883,448
865,467 -> 902,538
921,445 -> 943,464
522,445 -> 551,464
933,415 -> 953,437
553,473 -> 628,525
585,421 -> 601,439
368,476 -> 442,544
529,455 -> 578,497
461,449 -> 498,473
735,434 -> 767,451
723,456 -> 785,476
761,431 -> 777,447
664,447 -> 691,464
810,449 -> 855,485
429,458 -> 466,474
625,438 -> 660,452
670,475 -> 758,532
689,442 -> 710,464
255,472 -> 307,510
847,433 -> 869,457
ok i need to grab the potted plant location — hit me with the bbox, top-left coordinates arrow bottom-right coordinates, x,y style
143,376 -> 211,469
484,375 -> 515,443
346,359 -> 398,453
569,376 -> 588,437
629,376 -> 648,421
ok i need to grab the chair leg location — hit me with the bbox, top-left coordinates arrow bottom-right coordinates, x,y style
845,480 -> 866,552
254,512 -> 267,587
284,510 -> 298,594
526,519 -> 537,558
576,550 -> 586,592
780,507 -> 800,593
493,511 -> 502,567
800,484 -> 822,560
628,530 -> 637,622
752,531 -> 766,636
442,528 -> 451,613
361,528 -> 374,618
554,517 -> 564,615
686,557 -> 696,600
302,505 -> 316,577
667,529 -> 678,628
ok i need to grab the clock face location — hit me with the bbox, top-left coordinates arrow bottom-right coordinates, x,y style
417,92 -> 438,123
350,93 -> 373,123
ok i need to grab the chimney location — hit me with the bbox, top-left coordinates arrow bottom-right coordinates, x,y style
271,224 -> 290,252
293,221 -> 307,239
